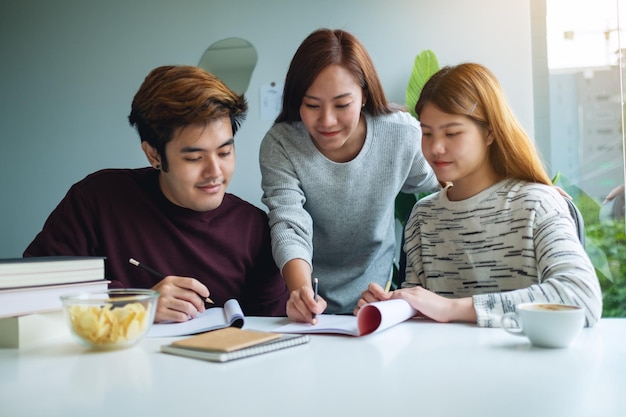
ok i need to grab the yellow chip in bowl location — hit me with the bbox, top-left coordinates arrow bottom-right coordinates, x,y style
62,289 -> 158,349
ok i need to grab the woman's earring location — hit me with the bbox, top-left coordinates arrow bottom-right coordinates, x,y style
155,164 -> 161,170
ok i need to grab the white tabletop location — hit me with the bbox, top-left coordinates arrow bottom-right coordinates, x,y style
1,313 -> 625,417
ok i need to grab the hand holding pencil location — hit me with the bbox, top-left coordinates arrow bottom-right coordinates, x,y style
285,277 -> 327,324
128,258 -> 214,323
353,282 -> 395,316
353,264 -> 395,316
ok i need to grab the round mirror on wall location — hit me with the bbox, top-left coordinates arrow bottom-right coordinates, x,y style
198,37 -> 257,95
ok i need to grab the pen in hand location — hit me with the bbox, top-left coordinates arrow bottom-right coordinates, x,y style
383,261 -> 394,293
312,277 -> 319,322
128,258 -> 214,308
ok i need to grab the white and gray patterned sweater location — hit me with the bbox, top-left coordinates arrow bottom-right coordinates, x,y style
402,179 -> 602,327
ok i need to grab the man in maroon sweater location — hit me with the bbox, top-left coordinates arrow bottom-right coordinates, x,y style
24,66 -> 288,322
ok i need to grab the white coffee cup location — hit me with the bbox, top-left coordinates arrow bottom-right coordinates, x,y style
500,303 -> 585,348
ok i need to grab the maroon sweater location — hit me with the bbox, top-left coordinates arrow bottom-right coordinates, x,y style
24,168 -> 288,316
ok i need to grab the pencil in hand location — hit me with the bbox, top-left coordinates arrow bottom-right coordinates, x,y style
312,277 -> 319,322
384,262 -> 394,293
201,295 -> 215,308
129,258 -> 163,279
128,258 -> 214,308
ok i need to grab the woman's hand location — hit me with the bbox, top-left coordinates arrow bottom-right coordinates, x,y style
282,259 -> 327,323
151,276 -> 210,323
390,286 -> 477,323
353,283 -> 393,315
603,184 -> 625,204
286,285 -> 327,324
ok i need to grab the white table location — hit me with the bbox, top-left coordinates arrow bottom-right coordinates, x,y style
1,313 -> 624,417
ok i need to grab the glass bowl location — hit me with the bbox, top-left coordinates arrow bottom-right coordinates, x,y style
60,289 -> 159,350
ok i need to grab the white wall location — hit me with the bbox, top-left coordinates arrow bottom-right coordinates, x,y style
0,0 -> 533,257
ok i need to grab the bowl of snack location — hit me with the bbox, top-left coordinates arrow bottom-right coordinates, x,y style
61,289 -> 159,350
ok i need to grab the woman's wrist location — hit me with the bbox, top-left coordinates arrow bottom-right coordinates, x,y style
450,297 -> 478,323
282,258 -> 313,292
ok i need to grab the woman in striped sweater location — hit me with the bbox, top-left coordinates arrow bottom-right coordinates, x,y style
355,63 -> 602,327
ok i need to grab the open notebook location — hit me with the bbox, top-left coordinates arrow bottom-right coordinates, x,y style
274,299 -> 417,337
147,298 -> 244,338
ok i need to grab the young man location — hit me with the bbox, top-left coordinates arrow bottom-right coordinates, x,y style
24,65 -> 288,322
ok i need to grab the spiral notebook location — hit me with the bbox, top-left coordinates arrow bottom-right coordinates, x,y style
160,327 -> 310,362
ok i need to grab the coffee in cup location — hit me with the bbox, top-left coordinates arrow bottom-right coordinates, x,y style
500,302 -> 585,348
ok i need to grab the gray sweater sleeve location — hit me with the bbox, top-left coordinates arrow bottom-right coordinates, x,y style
259,123 -> 314,270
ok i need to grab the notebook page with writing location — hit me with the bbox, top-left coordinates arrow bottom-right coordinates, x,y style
147,298 -> 244,338
274,299 -> 417,336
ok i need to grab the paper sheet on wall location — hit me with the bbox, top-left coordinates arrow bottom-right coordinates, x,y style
259,83 -> 283,121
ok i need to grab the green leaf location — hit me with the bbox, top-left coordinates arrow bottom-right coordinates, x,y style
406,50 -> 440,119
585,237 -> 614,282
395,50 -> 438,226
395,192 -> 417,224
552,172 -> 602,227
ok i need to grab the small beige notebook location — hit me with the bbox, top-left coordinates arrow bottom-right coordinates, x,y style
162,330 -> 310,363
171,327 -> 282,352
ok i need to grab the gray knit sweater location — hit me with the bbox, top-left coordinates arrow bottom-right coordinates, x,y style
402,179 -> 603,327
260,111 -> 439,313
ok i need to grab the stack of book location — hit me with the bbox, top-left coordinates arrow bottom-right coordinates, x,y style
0,256 -> 109,318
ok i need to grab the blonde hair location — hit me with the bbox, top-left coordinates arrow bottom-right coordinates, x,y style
416,63 -> 551,185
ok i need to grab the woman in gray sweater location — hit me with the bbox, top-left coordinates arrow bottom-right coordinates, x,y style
259,28 -> 439,322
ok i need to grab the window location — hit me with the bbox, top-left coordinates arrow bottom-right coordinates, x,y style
535,0 -> 626,316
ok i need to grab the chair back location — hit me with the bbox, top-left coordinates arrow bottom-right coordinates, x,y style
564,197 -> 585,246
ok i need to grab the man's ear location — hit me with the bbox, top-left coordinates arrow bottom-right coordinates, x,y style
141,141 -> 161,168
